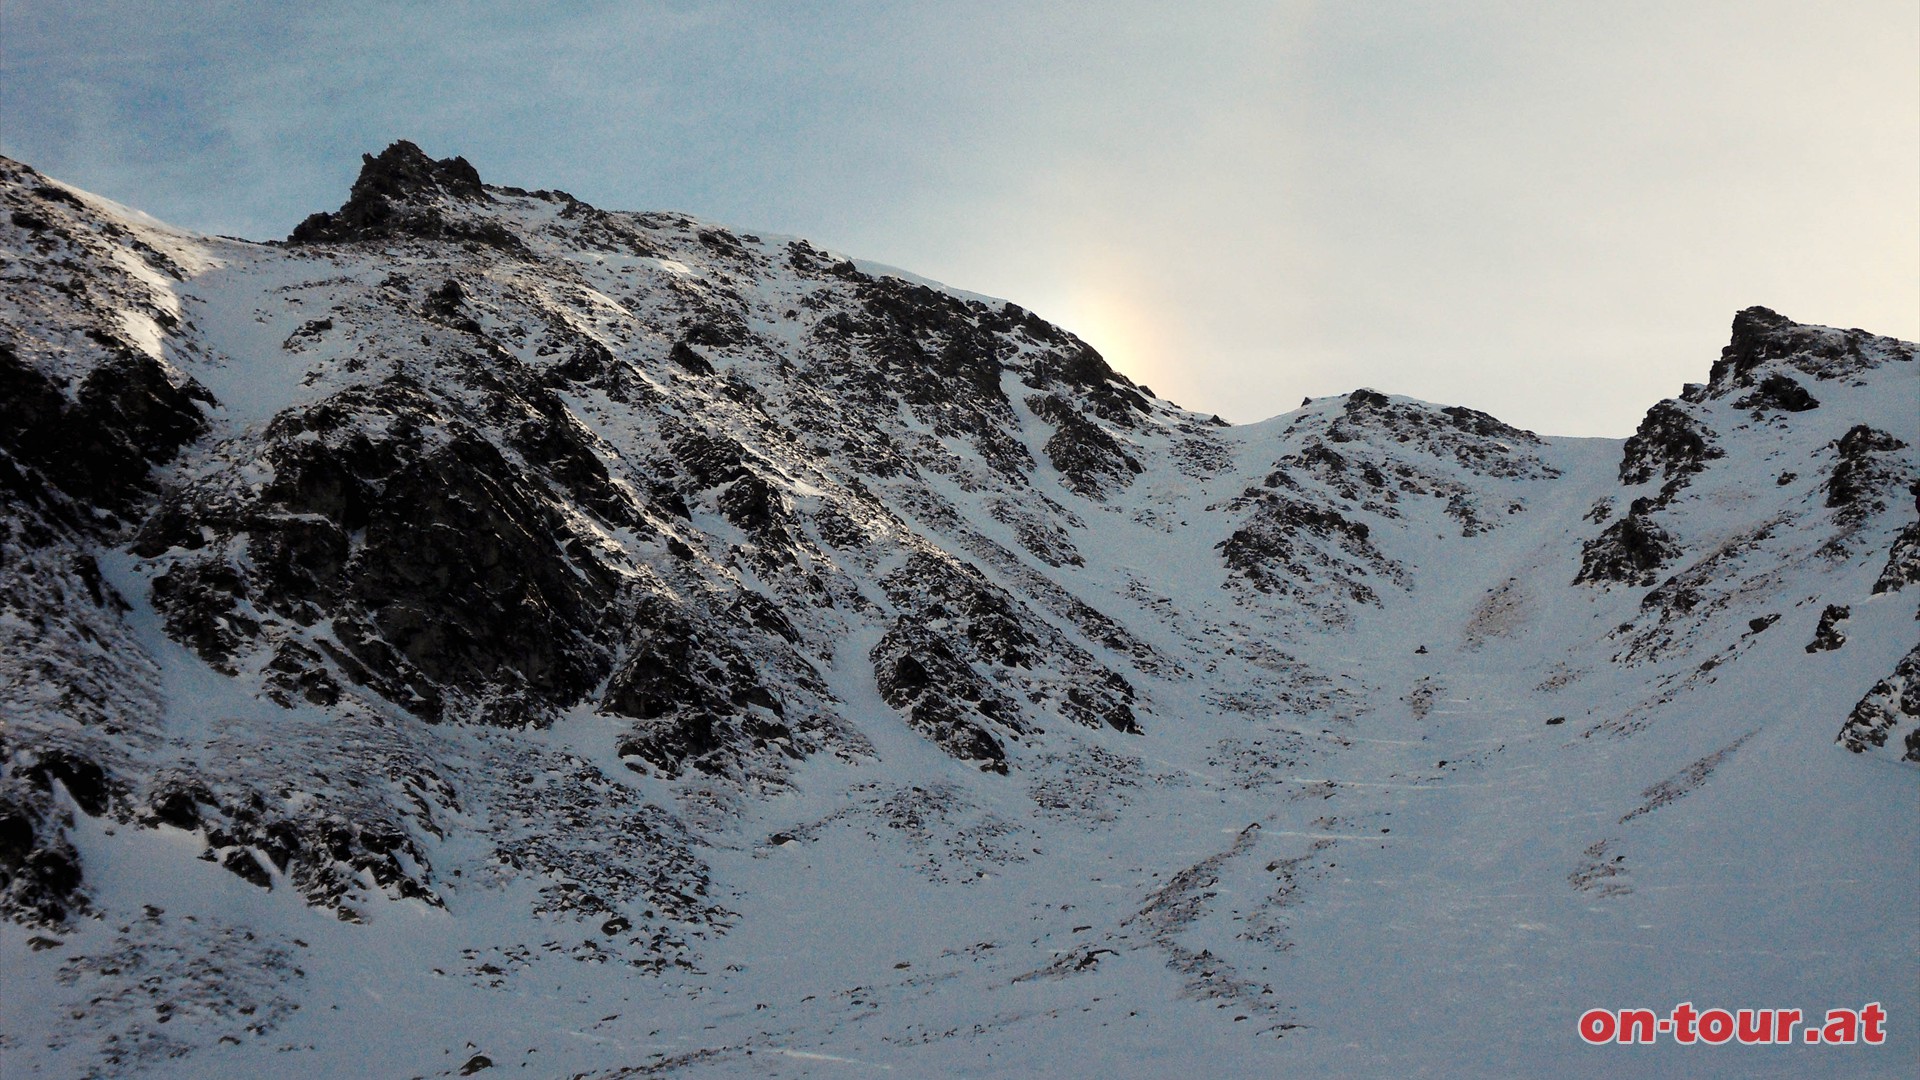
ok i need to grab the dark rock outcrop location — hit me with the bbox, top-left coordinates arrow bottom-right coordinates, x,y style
1707,306 -> 1913,395
603,597 -> 798,778
0,742 -> 134,926
137,378 -> 626,723
1837,644 -> 1920,761
0,343 -> 211,513
1326,390 -> 1548,479
1618,401 -> 1721,487
1731,373 -> 1819,413
1826,425 -> 1909,525
0,788 -> 86,926
871,622 -> 1011,774
1875,504 -> 1920,595
1575,498 -> 1678,587
1221,492 -> 1401,611
190,788 -> 439,909
1027,393 -> 1141,498
289,141 -> 524,251
1805,604 -> 1849,653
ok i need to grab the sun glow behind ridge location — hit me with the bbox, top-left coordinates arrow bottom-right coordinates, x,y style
1037,261 -> 1179,401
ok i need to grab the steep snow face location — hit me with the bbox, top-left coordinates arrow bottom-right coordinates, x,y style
2,143 -> 1915,1078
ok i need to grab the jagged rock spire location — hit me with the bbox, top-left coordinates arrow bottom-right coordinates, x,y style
287,140 -> 501,246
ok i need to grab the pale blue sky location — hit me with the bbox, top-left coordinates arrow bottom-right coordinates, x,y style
4,1 -> 1914,434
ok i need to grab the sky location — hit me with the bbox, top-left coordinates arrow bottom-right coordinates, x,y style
3,1 -> 1915,436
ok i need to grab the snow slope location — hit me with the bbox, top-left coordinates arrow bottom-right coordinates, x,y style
1,143 -> 1914,1078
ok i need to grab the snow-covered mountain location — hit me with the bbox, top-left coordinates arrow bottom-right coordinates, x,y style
2,142 -> 1914,1078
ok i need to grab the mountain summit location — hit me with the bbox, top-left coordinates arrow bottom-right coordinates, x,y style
289,140 -> 500,246
1,145 -> 1914,1077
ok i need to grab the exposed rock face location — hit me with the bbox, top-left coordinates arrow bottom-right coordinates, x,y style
1221,494 -> 1394,606
288,141 -> 518,249
604,595 -> 806,778
1806,604 -> 1850,653
1731,372 -> 1819,413
0,748 -> 96,924
875,550 -> 1140,738
1027,392 -> 1143,497
1216,389 -> 1561,624
0,161 -> 213,525
1330,389 -> 1544,471
1838,644 -> 1920,761
0,160 -> 226,929
1706,305 -> 1913,395
1826,425 -> 1910,525
133,376 -> 626,721
1875,511 -> 1920,594
1618,401 -> 1721,487
871,623 -> 1013,773
354,140 -> 487,202
0,344 -> 212,513
1574,498 -> 1678,586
